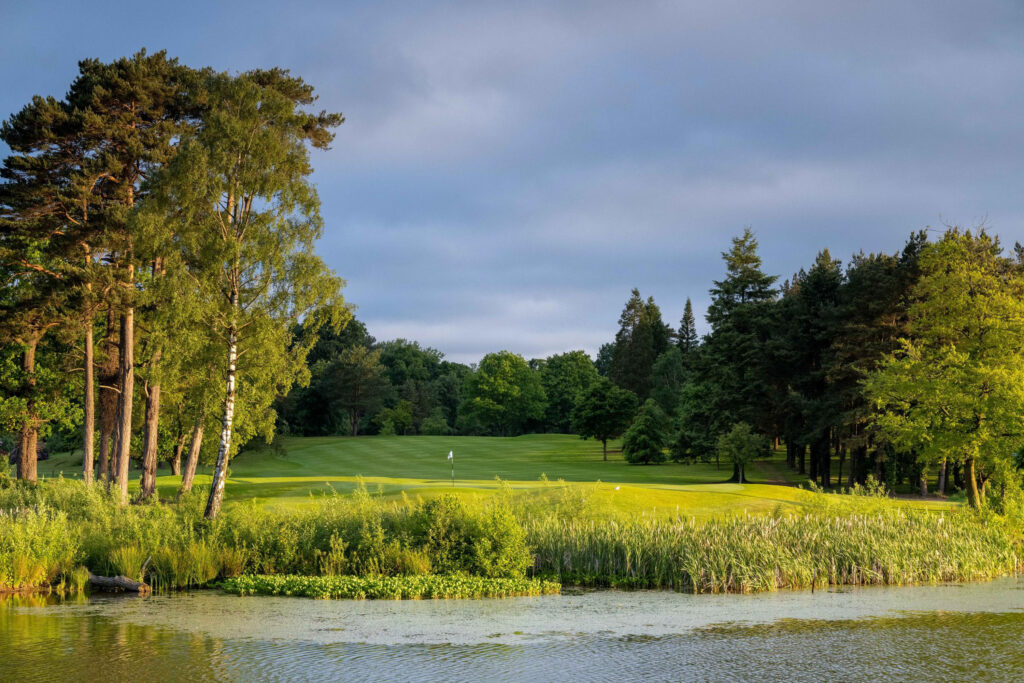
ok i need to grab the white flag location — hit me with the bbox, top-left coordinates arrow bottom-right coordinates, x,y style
447,451 -> 453,460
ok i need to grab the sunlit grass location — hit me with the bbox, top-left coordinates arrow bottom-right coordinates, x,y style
37,434 -> 959,518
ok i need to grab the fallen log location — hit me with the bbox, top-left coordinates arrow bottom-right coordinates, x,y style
87,572 -> 151,594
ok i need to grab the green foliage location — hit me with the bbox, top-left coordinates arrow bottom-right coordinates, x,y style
622,399 -> 668,464
571,377 -> 637,457
539,351 -> 598,432
670,381 -> 716,463
375,400 -> 414,436
461,351 -> 546,436
865,229 -> 1024,508
528,502 -> 1021,592
716,422 -> 764,483
419,407 -> 451,436
0,479 -> 534,591
221,574 -> 560,600
698,229 -> 778,440
0,506 -> 79,591
649,347 -> 687,416
609,289 -> 671,400
677,297 -> 699,353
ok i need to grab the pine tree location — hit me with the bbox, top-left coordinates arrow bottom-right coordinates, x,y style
622,399 -> 668,464
609,289 -> 670,400
683,229 -> 778,456
677,298 -> 699,353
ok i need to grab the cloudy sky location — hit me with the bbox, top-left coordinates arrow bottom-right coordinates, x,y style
3,1 -> 1023,363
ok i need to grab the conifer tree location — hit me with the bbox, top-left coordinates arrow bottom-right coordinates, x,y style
622,398 -> 668,464
677,298 -> 699,353
609,289 -> 670,400
678,229 -> 778,459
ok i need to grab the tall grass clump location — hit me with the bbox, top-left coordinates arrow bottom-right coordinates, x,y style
0,507 -> 79,592
527,500 -> 1021,592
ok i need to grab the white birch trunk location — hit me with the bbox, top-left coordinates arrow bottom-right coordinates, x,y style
205,312 -> 237,519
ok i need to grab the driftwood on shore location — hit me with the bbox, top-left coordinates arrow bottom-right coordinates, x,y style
87,572 -> 151,594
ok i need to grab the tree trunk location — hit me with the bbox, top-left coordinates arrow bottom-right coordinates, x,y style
171,431 -> 186,476
937,459 -> 947,495
819,439 -> 831,489
17,338 -> 39,483
83,313 -> 95,485
919,465 -> 928,497
965,458 -> 981,509
848,446 -> 862,487
798,444 -> 806,475
97,307 -> 119,488
602,439 -> 608,461
139,375 -> 161,499
88,572 -> 150,594
952,461 -> 963,490
809,441 -> 819,482
178,421 -> 204,497
205,319 -> 237,520
115,308 -> 135,504
837,445 -> 845,489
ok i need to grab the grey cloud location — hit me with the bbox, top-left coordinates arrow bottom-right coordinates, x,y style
3,1 -> 1024,364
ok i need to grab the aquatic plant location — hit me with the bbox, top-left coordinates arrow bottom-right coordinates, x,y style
526,505 -> 1021,592
220,574 -> 560,599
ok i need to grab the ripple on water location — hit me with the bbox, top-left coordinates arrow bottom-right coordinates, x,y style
2,578 -> 1023,681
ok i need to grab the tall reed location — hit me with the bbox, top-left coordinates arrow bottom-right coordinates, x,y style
526,506 -> 1021,592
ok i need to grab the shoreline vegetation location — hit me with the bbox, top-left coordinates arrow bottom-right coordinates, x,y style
2,475 -> 1020,599
220,574 -> 561,600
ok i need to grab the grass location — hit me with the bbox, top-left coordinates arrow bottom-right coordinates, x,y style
1,473 -> 1018,596
38,434 -> 960,518
221,574 -> 561,599
0,507 -> 79,593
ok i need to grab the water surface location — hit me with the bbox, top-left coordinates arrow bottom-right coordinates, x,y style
3,578 -> 1022,681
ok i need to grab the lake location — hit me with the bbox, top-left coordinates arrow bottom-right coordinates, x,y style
3,577 -> 1022,681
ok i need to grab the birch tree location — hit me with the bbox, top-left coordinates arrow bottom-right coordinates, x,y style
160,69 -> 345,518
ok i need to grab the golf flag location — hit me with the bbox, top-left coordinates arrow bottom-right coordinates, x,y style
447,451 -> 453,460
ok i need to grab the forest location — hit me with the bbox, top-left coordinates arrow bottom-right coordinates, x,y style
3,50 -> 1024,525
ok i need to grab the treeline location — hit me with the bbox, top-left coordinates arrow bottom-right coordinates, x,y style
280,226 -> 1024,511
0,51 -> 345,517
278,318 -> 600,439
597,228 -> 1024,509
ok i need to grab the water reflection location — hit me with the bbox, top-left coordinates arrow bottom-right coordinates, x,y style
2,580 -> 1023,682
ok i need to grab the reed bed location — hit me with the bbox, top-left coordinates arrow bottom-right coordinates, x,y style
1,476 -> 1020,595
0,507 -> 79,593
526,507 -> 1021,592
221,574 -> 560,599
